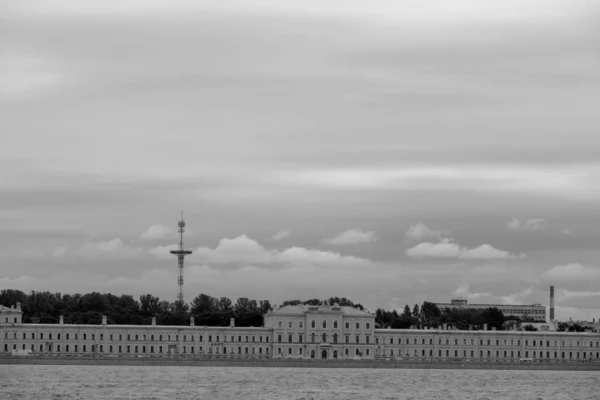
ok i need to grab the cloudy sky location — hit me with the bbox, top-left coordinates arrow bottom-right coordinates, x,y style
2,0 -> 600,321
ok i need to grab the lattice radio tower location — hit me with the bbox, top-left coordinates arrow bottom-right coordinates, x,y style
170,212 -> 192,304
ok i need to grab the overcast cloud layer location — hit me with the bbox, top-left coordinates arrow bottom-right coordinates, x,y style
1,0 -> 600,321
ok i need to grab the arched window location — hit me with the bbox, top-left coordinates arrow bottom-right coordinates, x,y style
311,320 -> 315,328
311,333 -> 316,343
322,333 -> 327,343
333,333 -> 338,344
322,320 -> 327,329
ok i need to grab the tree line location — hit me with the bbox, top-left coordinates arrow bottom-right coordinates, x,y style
0,290 -> 364,327
375,301 -> 506,330
3,290 -> 574,332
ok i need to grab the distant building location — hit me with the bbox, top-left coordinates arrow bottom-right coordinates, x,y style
435,299 -> 547,322
0,303 -> 22,325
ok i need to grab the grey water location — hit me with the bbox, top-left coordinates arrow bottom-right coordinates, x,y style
0,365 -> 597,400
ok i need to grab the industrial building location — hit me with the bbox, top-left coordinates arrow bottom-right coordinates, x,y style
434,299 -> 547,322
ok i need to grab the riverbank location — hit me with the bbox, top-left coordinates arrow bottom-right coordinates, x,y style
2,356 -> 599,371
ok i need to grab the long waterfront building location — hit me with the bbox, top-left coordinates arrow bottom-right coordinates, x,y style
2,303 -> 599,361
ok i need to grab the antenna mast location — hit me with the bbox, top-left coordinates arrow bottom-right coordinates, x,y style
170,211 -> 192,304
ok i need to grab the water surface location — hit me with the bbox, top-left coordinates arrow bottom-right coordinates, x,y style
1,365 -> 597,399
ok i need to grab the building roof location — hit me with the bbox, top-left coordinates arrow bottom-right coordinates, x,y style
266,304 -> 374,318
435,302 -> 544,308
0,305 -> 21,313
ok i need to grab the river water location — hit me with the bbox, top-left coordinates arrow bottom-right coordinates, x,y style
0,365 -> 597,399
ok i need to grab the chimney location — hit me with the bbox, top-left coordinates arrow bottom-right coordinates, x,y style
230,318 -> 235,327
483,323 -> 488,331
443,323 -> 447,331
151,317 -> 156,326
16,302 -> 21,310
59,315 -> 64,324
492,327 -> 496,331
550,286 -> 555,321
190,317 -> 195,327
102,315 -> 107,325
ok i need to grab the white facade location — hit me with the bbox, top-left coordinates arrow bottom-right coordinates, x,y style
1,303 -> 599,361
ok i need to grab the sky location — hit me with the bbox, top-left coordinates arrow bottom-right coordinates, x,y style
1,0 -> 600,321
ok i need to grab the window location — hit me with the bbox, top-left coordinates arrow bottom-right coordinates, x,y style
356,335 -> 360,344
333,333 -> 338,344
322,333 -> 327,343
345,335 -> 349,344
289,321 -> 293,328
345,322 -> 350,329
299,334 -> 303,343
334,321 -> 338,329
356,323 -> 360,329
323,321 -> 327,329
278,335 -> 282,343
366,323 -> 370,329
311,320 -> 315,328
278,321 -> 283,328
289,335 -> 293,343
299,321 -> 304,329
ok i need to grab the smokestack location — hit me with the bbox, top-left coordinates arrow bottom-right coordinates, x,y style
550,286 -> 555,321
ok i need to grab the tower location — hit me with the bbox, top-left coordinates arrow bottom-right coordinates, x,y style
549,285 -> 555,321
170,212 -> 192,304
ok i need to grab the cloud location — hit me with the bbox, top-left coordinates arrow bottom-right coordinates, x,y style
282,165 -> 600,199
562,228 -> 573,235
508,217 -> 547,231
453,283 -> 491,300
140,224 -> 175,240
405,239 -> 524,260
405,223 -> 447,241
501,286 -> 534,305
541,263 -> 600,281
75,238 -> 144,260
193,235 -> 274,265
147,244 -> 180,259
322,229 -> 377,245
270,230 -> 291,241
188,234 -> 380,270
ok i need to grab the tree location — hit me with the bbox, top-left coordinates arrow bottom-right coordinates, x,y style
139,294 -> 161,317
412,304 -> 420,322
523,324 -> 538,331
420,301 -> 441,327
481,307 -> 505,330
190,294 -> 216,315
